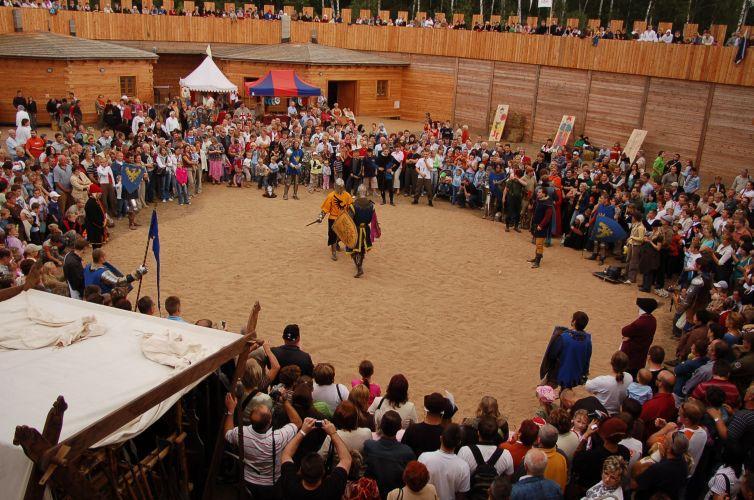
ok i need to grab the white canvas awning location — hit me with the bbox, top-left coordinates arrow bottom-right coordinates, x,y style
179,46 -> 237,93
0,290 -> 240,500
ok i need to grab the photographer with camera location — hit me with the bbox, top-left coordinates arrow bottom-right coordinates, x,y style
280,417 -> 352,499
224,386 -> 303,500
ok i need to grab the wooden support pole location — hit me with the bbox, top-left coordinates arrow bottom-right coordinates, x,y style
201,338 -> 255,500
638,76 -> 650,129
695,83 -> 715,170
530,65 -> 541,143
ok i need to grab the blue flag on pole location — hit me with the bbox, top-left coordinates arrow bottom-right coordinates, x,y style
121,163 -> 146,194
593,216 -> 627,243
148,209 -> 161,311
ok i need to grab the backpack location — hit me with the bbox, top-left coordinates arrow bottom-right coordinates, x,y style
468,445 -> 504,500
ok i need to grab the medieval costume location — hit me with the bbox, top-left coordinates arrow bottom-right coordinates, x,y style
318,179 -> 354,261
83,261 -> 147,298
346,187 -> 379,278
620,298 -> 658,378
540,325 -> 592,389
84,184 -> 107,249
529,189 -> 553,268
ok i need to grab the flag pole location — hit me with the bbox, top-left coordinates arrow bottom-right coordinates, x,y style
132,210 -> 154,312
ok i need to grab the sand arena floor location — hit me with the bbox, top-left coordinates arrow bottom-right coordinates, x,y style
105,184 -> 675,425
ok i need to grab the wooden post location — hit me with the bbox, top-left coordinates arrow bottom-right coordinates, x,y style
120,0 -> 132,10
530,65 -> 541,142
453,13 -> 465,25
340,8 -> 351,23
608,19 -> 623,33
566,17 -> 579,28
378,9 -> 389,21
526,16 -> 538,28
490,14 -> 501,24
695,83 -> 715,169
201,337 -> 255,500
472,13 -> 483,26
638,76 -> 650,128
183,1 -> 194,12
710,24 -> 728,44
283,5 -> 295,16
397,10 -> 408,21
451,57 -> 460,125
302,6 -> 313,17
581,70 -> 592,135
657,21 -> 673,33
683,23 -> 699,39
204,1 -> 215,12
587,18 -> 600,29
224,2 -> 235,12
263,3 -> 274,14
359,8 -> 371,19
633,20 -> 647,33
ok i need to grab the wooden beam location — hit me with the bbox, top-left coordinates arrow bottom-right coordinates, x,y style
485,63 -> 495,134
20,397 -> 67,500
695,83 -> 715,169
201,337 -> 254,500
581,69 -> 592,136
451,56 -> 460,125
529,65 -> 541,142
638,76 -> 650,129
40,333 -> 255,470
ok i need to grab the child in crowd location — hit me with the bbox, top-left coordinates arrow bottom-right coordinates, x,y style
175,163 -> 190,205
268,153 -> 280,188
321,157 -> 331,190
627,368 -> 654,405
451,166 -> 463,204
115,175 -> 126,218
309,153 -> 323,193
242,150 -> 254,185
571,409 -> 589,439
351,360 -> 381,405
231,158 -> 244,188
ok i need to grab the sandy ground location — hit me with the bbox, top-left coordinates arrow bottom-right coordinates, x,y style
102,183 -> 676,427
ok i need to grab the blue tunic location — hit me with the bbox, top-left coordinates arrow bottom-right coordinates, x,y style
554,329 -> 593,388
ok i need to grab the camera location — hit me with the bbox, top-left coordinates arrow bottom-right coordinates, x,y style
269,389 -> 282,402
314,420 -> 324,428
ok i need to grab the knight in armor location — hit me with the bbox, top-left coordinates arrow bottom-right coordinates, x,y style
83,248 -> 148,300
345,185 -> 378,278
317,178 -> 353,261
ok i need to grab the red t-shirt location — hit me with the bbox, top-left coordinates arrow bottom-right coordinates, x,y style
501,441 -> 531,470
640,392 -> 678,438
26,137 -> 45,158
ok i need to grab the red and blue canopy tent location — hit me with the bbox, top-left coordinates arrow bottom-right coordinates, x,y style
244,70 -> 322,97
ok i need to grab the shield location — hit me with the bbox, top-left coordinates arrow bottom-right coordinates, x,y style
332,212 -> 357,248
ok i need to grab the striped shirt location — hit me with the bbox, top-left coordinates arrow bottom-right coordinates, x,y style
225,423 -> 297,485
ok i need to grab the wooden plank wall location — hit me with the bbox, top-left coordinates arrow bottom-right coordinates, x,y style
489,61 -> 538,140
321,7 -> 332,19
532,67 -> 589,144
700,85 -> 754,181
453,59 -> 493,132
302,6 -> 313,17
0,59 -> 69,124
641,78 -> 709,162
609,19 -> 623,33
151,53 -> 202,97
490,15 -> 500,24
341,8 -> 351,23
184,1 -> 194,12
359,9 -> 371,19
1,8 -> 752,89
684,23 -> 698,38
453,13 -> 464,24
400,54 -> 456,121
583,72 -> 646,148
657,21 -> 672,33
710,24 -> 727,44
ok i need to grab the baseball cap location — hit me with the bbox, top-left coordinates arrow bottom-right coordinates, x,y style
282,324 -> 300,341
25,244 -> 43,254
49,191 -> 61,199
713,281 -> 728,290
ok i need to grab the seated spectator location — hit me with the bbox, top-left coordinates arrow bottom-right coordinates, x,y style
311,362 -> 350,417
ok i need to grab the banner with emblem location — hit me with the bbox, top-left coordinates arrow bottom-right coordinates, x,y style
121,163 -> 146,194
488,104 -> 509,142
592,215 -> 627,243
552,115 -> 576,149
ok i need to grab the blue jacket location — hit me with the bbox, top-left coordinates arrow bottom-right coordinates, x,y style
511,476 -> 563,500
554,330 -> 593,389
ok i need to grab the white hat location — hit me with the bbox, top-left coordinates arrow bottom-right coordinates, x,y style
713,281 -> 729,290
49,191 -> 60,199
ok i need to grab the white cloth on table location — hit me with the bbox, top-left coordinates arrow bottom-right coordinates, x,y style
140,330 -> 205,369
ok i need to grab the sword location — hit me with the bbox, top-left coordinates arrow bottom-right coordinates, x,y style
305,219 -> 322,227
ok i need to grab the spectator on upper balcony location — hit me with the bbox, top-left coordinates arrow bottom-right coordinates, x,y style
639,26 -> 659,42
660,29 -> 673,43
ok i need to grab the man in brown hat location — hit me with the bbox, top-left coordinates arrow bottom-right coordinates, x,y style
621,297 -> 658,378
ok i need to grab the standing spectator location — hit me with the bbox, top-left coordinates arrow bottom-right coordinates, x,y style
501,419 -> 540,471
386,461 -> 438,500
457,416 -> 514,497
402,393 -> 449,458
271,324 -> 314,378
311,362 -> 350,416
223,386 -> 303,499
280,417 -> 352,499
535,424 -> 568,492
620,298 -> 658,378
62,237 -> 87,299
418,424 -> 470,500
510,449 -> 562,500
364,410 -> 416,498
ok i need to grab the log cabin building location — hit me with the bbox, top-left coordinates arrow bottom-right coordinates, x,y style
0,31 -> 157,125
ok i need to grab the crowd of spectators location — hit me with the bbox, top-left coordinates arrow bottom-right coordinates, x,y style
2,88 -> 754,499
1,0 -> 749,46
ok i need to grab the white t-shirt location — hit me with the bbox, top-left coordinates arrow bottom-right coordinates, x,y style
457,444 -> 514,476
619,436 -> 643,472
97,165 -> 114,185
312,383 -> 350,414
584,372 -> 634,415
418,450 -> 471,500
680,426 -> 708,477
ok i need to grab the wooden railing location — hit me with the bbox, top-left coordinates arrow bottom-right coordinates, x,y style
1,8 -> 752,87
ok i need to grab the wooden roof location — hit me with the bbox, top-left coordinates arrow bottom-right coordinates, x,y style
219,43 -> 409,66
0,32 -> 158,60
110,40 -> 245,57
